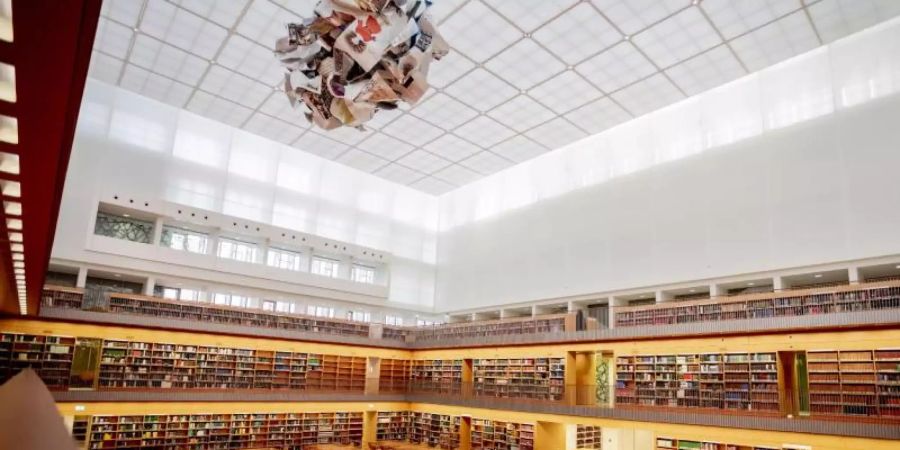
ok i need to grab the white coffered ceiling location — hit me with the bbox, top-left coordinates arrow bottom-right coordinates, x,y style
89,0 -> 900,195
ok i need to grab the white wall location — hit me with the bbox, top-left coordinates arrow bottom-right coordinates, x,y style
53,80 -> 439,311
435,18 -> 900,311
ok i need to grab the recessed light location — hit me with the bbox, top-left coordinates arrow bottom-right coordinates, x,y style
13,268 -> 23,275
13,261 -> 23,268
3,200 -> 21,215
122,213 -> 130,218
689,289 -> 696,293
814,274 -> 823,278
747,282 -> 755,286
0,179 -> 20,197
113,273 -> 121,278
11,252 -> 23,261
8,231 -> 21,242
896,265 -> 900,269
14,274 -> 23,280
6,217 -> 21,230
10,242 -> 22,252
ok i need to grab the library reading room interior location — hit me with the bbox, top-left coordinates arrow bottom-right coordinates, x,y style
3,0 -> 900,449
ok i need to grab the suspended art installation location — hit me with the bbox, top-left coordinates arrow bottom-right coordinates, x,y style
273,0 -> 448,131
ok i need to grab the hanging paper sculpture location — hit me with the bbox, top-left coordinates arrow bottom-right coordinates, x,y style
274,0 -> 448,130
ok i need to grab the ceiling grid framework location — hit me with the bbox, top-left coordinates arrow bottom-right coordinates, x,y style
89,0 -> 900,194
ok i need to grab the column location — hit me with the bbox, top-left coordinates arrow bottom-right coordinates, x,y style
773,275 -> 785,291
75,267 -> 88,288
710,283 -> 722,298
564,424 -> 578,450
655,290 -> 668,303
608,296 -> 626,329
338,255 -> 352,280
362,411 -> 377,447
459,417 -> 472,450
848,266 -> 861,284
206,230 -> 220,256
151,217 -> 164,246
143,277 -> 155,296
257,240 -> 269,265
535,421 -> 567,450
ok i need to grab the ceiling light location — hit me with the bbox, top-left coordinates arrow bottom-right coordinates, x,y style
11,252 -> 23,261
896,265 -> 900,269
747,282 -> 755,286
0,0 -> 11,43
0,61 -> 14,103
689,289 -> 696,293
814,274 -> 823,278
9,242 -> 22,252
13,267 -> 23,275
3,200 -> 21,215
0,114 -> 18,144
0,179 -> 20,197
14,274 -> 23,280
113,273 -> 121,278
6,217 -> 21,230
122,213 -> 130,218
13,260 -> 23,268
8,231 -> 21,242
0,152 -> 18,174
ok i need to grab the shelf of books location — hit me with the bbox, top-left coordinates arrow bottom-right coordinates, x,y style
615,352 -> 779,412
576,424 -> 602,449
93,337 -> 366,391
84,411 -> 363,449
379,358 -> 411,392
411,359 -> 463,384
41,285 -> 84,309
615,281 -> 900,328
807,349 -> 900,417
655,437 -> 778,450
382,326 -> 412,342
471,418 -> 534,450
376,411 -> 410,441
474,358 -> 565,400
0,332 -> 75,389
72,415 -> 89,448
410,412 -> 461,449
412,314 -> 574,343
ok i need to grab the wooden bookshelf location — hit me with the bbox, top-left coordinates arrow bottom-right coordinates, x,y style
92,336 -> 364,392
412,314 -> 574,343
615,281 -> 900,328
41,285 -> 85,309
85,411 -> 363,449
808,348 -> 900,417
376,411 -> 410,441
576,424 -> 601,449
72,415 -> 89,448
379,358 -> 411,391
410,412 -> 460,449
471,418 -> 533,450
615,352 -> 778,412
412,359 -> 463,384
474,358 -> 565,400
0,332 -> 75,390
655,437 -> 778,450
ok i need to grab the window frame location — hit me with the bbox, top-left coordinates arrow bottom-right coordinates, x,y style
310,256 -> 340,278
160,225 -> 209,254
217,237 -> 259,263
351,264 -> 376,284
266,247 -> 303,271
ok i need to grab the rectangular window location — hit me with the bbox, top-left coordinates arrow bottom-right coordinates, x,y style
217,238 -> 258,263
93,211 -> 154,243
262,300 -> 275,312
267,247 -> 303,271
275,301 -> 296,313
213,293 -> 229,306
351,265 -> 376,284
307,305 -> 335,318
161,287 -> 179,300
212,293 -> 253,308
311,256 -> 339,278
417,319 -> 442,326
161,226 -> 208,254
161,287 -> 201,302
347,311 -> 371,323
385,315 -> 403,326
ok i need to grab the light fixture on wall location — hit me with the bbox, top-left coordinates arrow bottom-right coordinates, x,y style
273,0 -> 448,130
813,274 -> 823,278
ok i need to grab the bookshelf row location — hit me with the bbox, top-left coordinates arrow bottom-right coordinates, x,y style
807,349 -> 900,417
474,358 -> 565,400
576,425 -> 601,450
41,287 -> 574,344
655,437 -> 778,450
82,411 -> 362,449
615,353 -> 780,412
471,418 -> 533,450
411,359 -> 464,384
375,411 -> 461,449
615,283 -> 900,327
0,332 -> 75,390
379,358 -> 411,391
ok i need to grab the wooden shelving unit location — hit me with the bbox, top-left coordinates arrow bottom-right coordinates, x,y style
412,314 -> 574,343
376,411 -> 410,441
471,418 -> 533,450
0,332 -> 75,390
474,358 -> 565,400
656,436 -> 778,450
615,352 -> 778,412
615,282 -> 900,328
72,416 -> 89,448
96,338 -> 365,391
411,359 -> 463,384
808,349 -> 900,417
85,411 -> 363,449
41,286 -> 84,309
379,358 -> 411,391
410,412 -> 460,449
576,424 -> 601,449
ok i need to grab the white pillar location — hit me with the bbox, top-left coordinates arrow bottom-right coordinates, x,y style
710,283 -> 722,298
151,217 -> 164,246
848,266 -> 861,284
207,231 -> 220,256
258,241 -> 269,265
773,276 -> 785,291
655,290 -> 667,303
608,296 -> 627,329
75,267 -> 88,288
338,255 -> 353,280
144,277 -> 155,296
